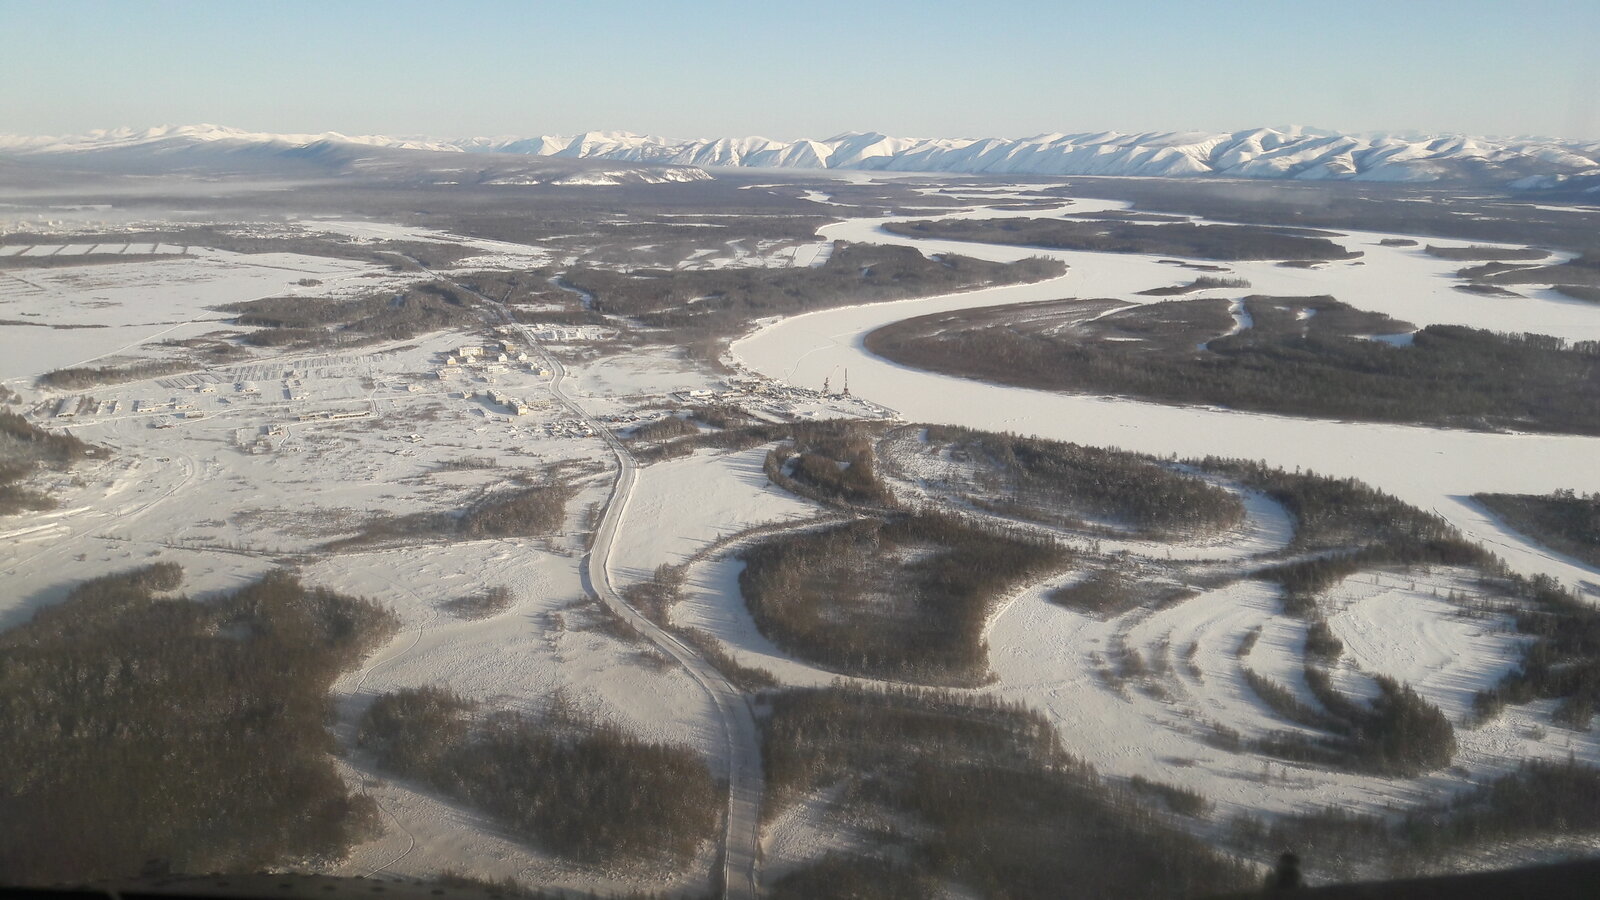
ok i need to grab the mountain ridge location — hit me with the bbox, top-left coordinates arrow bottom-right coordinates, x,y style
4,123 -> 1598,186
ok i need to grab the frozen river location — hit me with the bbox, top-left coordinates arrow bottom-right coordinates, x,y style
731,197 -> 1600,596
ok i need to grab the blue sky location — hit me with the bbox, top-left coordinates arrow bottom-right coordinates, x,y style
3,0 -> 1597,140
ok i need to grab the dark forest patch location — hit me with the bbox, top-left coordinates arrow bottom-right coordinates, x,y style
0,566 -> 397,884
884,217 -> 1359,261
867,296 -> 1600,434
739,512 -> 1067,684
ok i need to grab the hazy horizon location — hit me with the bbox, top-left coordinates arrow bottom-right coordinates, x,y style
3,0 -> 1597,142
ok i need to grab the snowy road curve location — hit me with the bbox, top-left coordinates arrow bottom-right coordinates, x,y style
432,263 -> 763,900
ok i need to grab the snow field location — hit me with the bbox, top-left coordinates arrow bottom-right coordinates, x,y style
7,179 -> 1600,885
733,204 -> 1600,596
314,546 -> 722,896
758,786 -> 866,882
558,344 -> 726,402
1321,568 -> 1526,725
0,248 -> 412,380
668,237 -> 834,271
603,442 -> 851,689
301,218 -> 555,268
650,434 -> 1499,829
607,445 -> 819,585
309,544 -> 717,755
3,328 -> 619,608
713,187 -> 1600,835
671,554 -> 846,689
0,323 -> 728,889
985,565 -> 1600,824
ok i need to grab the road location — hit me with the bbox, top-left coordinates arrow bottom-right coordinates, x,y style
420,261 -> 764,899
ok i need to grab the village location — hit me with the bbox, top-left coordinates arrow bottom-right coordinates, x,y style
32,323 -> 897,466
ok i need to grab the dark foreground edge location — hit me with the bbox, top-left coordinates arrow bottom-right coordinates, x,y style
1208,856 -> 1600,900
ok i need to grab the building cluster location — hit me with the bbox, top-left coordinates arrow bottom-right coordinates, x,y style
435,341 -> 549,380
523,325 -> 614,342
133,397 -> 197,414
236,423 -> 288,455
294,409 -> 372,423
476,388 -> 536,417
50,396 -> 132,418
545,419 -> 595,438
661,376 -> 898,423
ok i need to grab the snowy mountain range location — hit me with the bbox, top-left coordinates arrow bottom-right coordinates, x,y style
4,124 -> 1599,186
0,125 -> 711,186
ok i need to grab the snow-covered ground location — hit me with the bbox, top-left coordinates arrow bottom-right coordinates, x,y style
0,249 -> 398,380
0,280 -> 726,891
711,187 -> 1600,850
983,566 -> 1600,823
732,198 -> 1600,597
673,554 -> 844,689
6,179 -> 1600,886
608,445 -> 819,584
670,237 -> 838,271
300,218 -> 557,269
309,543 -> 721,895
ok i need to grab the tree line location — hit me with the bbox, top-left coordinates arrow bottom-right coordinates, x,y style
0,566 -> 398,885
1042,176 -> 1600,254
922,425 -> 1244,538
1474,573 -> 1600,730
224,281 -> 486,350
1475,490 -> 1600,569
1248,670 -> 1457,778
739,511 -> 1069,685
36,359 -> 195,390
884,216 -> 1360,261
762,420 -> 895,508
1200,458 -> 1478,558
761,686 -> 1255,899
358,686 -> 716,866
1468,251 -> 1600,288
868,296 -> 1600,435
1243,758 -> 1600,880
326,482 -> 574,550
562,243 -> 1063,344
0,409 -> 99,515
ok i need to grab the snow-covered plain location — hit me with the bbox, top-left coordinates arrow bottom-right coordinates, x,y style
308,544 -> 722,895
713,188 -> 1600,861
981,566 -> 1600,824
0,296 -> 731,892
6,175 -> 1600,887
0,249 -> 402,379
607,445 -> 820,585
